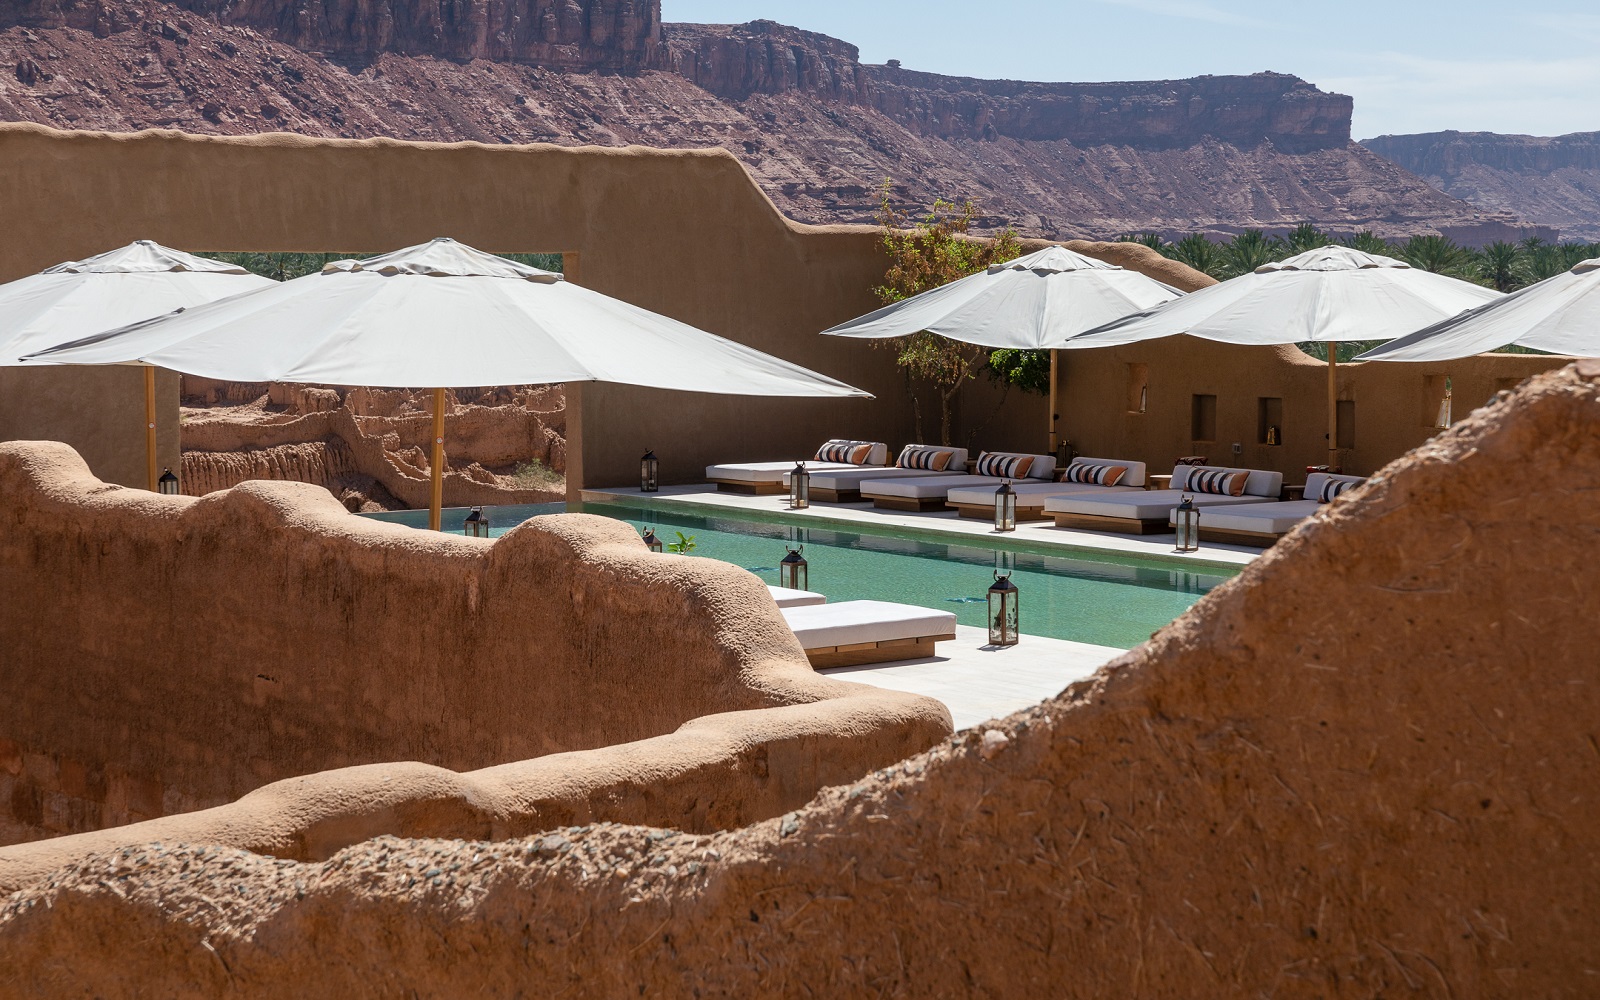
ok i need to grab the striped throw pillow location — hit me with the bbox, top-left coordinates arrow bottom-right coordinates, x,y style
975,453 -> 1035,479
815,440 -> 874,465
896,445 -> 954,471
1183,468 -> 1248,496
1318,478 -> 1362,503
1061,461 -> 1127,487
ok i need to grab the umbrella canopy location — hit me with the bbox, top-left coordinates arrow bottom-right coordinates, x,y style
1060,246 -> 1502,469
1357,258 -> 1600,361
821,245 -> 1185,350
0,240 -> 277,491
34,238 -> 868,397
31,238 -> 869,530
1062,246 -> 1501,348
0,240 -> 275,364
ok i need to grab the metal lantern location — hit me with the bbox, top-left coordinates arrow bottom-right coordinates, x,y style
640,449 -> 659,493
789,461 -> 810,510
156,468 -> 180,495
779,545 -> 808,591
987,570 -> 1020,647
1173,494 -> 1201,552
462,506 -> 490,538
642,526 -> 664,553
994,479 -> 1017,532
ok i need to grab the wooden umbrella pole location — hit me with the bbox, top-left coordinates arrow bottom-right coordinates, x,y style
1326,349 -> 1339,471
430,386 -> 446,531
1047,349 -> 1059,458
143,365 -> 158,492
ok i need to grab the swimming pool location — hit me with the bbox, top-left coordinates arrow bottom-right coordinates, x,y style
362,500 -> 1235,649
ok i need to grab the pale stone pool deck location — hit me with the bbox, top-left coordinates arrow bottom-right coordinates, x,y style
587,484 -> 1260,730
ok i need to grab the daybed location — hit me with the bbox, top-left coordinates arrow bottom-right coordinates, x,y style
782,600 -> 958,668
706,439 -> 888,494
1045,464 -> 1284,535
860,451 -> 1057,512
946,457 -> 1147,521
784,445 -> 971,503
1167,472 -> 1367,546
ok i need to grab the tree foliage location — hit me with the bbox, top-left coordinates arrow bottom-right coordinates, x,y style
874,182 -> 1025,445
200,250 -> 564,281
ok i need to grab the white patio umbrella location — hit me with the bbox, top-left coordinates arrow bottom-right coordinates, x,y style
821,245 -> 1186,452
1063,246 -> 1502,468
1357,258 -> 1600,362
30,238 -> 870,530
0,241 -> 276,490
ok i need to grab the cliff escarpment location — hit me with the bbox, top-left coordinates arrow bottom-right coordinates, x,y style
0,0 -> 1534,240
1363,130 -> 1600,240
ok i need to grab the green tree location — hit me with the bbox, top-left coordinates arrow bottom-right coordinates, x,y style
1338,231 -> 1398,257
1476,240 -> 1529,292
1283,223 -> 1333,256
986,348 -> 1052,395
1398,235 -> 1474,277
1219,229 -> 1285,278
1167,232 -> 1224,279
874,182 -> 1024,445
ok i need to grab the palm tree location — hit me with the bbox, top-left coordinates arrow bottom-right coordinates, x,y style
1399,235 -> 1473,277
1120,232 -> 1168,252
1219,229 -> 1284,278
1476,241 -> 1528,292
1339,231 -> 1398,257
1167,233 -> 1224,279
1283,223 -> 1333,255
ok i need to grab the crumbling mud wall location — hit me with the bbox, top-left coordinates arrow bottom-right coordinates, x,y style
2,364 -> 1595,998
178,382 -> 567,510
0,441 -> 948,856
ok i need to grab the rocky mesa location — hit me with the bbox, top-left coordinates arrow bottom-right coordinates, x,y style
1363,130 -> 1600,242
0,0 -> 1539,241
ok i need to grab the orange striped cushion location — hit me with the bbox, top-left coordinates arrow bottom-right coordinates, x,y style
1061,461 -> 1127,487
975,453 -> 1035,479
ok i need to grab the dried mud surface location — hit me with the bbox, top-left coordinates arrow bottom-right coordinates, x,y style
2,364 -> 1596,996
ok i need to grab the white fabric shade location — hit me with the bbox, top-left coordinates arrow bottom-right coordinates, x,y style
30,238 -> 869,398
1063,246 -> 1502,348
821,246 -> 1185,349
0,241 -> 276,364
1357,259 -> 1600,361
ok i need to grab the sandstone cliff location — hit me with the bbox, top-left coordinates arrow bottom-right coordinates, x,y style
0,0 -> 1534,240
1364,130 -> 1600,241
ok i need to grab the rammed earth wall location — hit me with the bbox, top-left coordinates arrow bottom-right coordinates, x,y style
0,441 -> 949,871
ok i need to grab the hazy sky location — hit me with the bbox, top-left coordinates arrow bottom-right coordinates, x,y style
661,0 -> 1598,139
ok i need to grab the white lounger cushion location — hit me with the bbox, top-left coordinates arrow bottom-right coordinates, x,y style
707,460 -> 866,483
1173,464 -> 1283,499
863,474 -> 1000,500
767,585 -> 827,608
1174,500 -> 1320,535
946,481 -> 1142,507
1046,489 -> 1275,520
784,467 -> 946,489
782,600 -> 957,650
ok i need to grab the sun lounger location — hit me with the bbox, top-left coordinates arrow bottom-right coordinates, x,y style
785,446 -> 971,502
1045,464 -> 1284,535
1169,472 -> 1367,545
767,585 -> 827,608
861,451 -> 1057,512
947,457 -> 1147,521
706,439 -> 888,494
782,599 -> 958,668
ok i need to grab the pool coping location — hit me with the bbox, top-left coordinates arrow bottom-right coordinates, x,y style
581,485 -> 1260,572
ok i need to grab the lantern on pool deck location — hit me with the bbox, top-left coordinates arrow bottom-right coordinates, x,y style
157,468 -> 180,495
779,545 -> 808,591
640,449 -> 659,493
1173,494 -> 1200,552
642,526 -> 664,553
994,479 -> 1017,532
789,461 -> 810,509
462,506 -> 489,538
987,569 -> 1020,647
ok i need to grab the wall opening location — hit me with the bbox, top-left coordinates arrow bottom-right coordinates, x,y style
1126,363 -> 1149,414
1257,397 -> 1283,445
1421,374 -> 1453,428
1191,394 -> 1217,443
1336,399 -> 1356,449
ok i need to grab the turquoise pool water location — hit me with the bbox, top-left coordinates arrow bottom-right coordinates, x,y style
362,500 -> 1235,649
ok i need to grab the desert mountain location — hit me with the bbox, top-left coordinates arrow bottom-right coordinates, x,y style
0,0 -> 1541,241
1363,130 -> 1600,242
